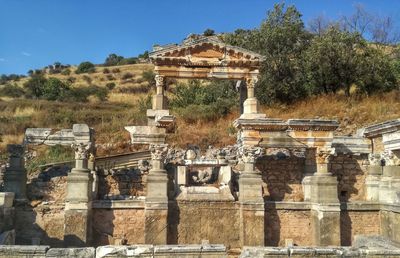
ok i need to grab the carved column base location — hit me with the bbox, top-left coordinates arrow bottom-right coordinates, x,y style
238,172 -> 265,246
144,201 -> 168,245
311,204 -> 341,246
238,173 -> 264,203
64,168 -> 93,247
64,208 -> 92,247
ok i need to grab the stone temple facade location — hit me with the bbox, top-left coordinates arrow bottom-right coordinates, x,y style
2,36 -> 400,257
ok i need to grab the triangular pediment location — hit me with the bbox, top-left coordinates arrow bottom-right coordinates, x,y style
150,36 -> 263,67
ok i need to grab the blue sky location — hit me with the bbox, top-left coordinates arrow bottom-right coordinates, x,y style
0,0 -> 399,74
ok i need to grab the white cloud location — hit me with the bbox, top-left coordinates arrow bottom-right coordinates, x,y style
0,58 -> 5,62
21,51 -> 31,57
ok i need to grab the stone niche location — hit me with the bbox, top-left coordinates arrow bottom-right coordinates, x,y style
175,160 -> 234,201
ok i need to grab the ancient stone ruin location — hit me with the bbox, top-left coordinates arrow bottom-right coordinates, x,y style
2,36 -> 400,257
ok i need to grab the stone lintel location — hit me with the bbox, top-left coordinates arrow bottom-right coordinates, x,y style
65,202 -> 91,210
287,119 -> 339,131
310,203 -> 341,212
383,131 -> 400,151
92,200 -> 145,209
363,119 -> 400,138
233,118 -> 287,130
332,136 -> 371,155
144,201 -> 168,210
125,126 -> 166,144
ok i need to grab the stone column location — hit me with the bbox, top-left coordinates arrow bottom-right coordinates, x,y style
145,143 -> 169,244
380,150 -> 400,204
152,75 -> 167,110
64,142 -> 93,247
3,144 -> 27,201
365,154 -> 383,201
308,148 -> 341,246
238,146 -> 265,246
242,77 -> 259,116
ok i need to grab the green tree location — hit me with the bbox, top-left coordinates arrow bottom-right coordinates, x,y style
23,74 -> 48,98
75,61 -> 96,74
255,4 -> 311,104
104,54 -> 124,66
203,29 -> 215,36
142,70 -> 156,87
42,78 -> 70,101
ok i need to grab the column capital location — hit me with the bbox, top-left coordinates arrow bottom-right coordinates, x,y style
382,150 -> 400,166
71,142 -> 92,160
155,74 -> 165,87
245,77 -> 258,88
150,143 -> 169,160
7,144 -> 24,158
315,148 -> 334,164
239,146 -> 265,164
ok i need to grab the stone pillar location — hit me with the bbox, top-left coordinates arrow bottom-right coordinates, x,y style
242,78 -> 260,117
380,151 -> 400,203
64,142 -> 93,247
152,75 -> 167,110
3,144 -> 27,201
308,149 -> 341,246
145,144 -> 169,244
238,146 -> 265,246
366,154 -> 383,201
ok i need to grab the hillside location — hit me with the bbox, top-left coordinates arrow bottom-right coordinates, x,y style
1,63 -> 400,167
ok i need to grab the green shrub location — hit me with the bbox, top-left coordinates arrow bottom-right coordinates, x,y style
106,82 -> 116,90
121,72 -> 134,80
170,80 -> 238,122
61,69 -> 71,76
106,74 -> 115,81
42,78 -> 70,101
0,83 -> 25,98
142,70 -> 155,87
66,76 -> 76,84
75,61 -> 96,74
23,75 -> 47,98
103,68 -> 110,74
111,68 -> 120,73
82,75 -> 92,84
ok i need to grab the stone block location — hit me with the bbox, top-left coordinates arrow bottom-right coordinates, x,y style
125,126 -> 166,144
0,245 -> 49,258
46,247 -> 95,258
64,209 -> 92,247
238,173 -> 263,202
383,165 -> 400,177
144,207 -> 168,245
95,245 -> 153,257
365,175 -> 380,201
218,166 -> 231,185
367,165 -> 383,175
0,192 -> 14,208
309,174 -> 339,204
176,166 -> 187,186
311,206 -> 341,246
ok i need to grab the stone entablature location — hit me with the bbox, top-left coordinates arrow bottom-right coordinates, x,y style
362,119 -> 400,138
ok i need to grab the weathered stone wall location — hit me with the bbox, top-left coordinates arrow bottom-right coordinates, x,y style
381,209 -> 400,243
92,208 -> 145,246
330,155 -> 368,202
340,211 -> 381,246
168,201 -> 241,249
258,156 -> 305,202
97,168 -> 146,199
264,208 -> 312,246
15,168 -> 68,246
